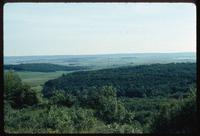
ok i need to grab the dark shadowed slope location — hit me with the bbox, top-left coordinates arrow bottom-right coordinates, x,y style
4,63 -> 88,72
43,63 -> 196,98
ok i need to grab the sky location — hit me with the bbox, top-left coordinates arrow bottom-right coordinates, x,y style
4,3 -> 196,56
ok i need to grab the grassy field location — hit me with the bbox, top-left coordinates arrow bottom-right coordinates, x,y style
16,71 -> 71,87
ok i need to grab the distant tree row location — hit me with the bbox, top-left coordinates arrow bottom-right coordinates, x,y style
4,63 -> 88,72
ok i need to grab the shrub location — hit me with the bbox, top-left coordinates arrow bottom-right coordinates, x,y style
4,71 -> 40,108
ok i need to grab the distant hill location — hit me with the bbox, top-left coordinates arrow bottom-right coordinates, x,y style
4,53 -> 196,70
43,63 -> 196,98
4,63 -> 88,72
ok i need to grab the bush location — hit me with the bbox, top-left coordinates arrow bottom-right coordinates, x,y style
4,105 -> 99,133
4,71 -> 41,108
150,87 -> 197,133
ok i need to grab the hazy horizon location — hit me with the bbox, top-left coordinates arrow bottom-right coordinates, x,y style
4,51 -> 196,57
4,3 -> 196,56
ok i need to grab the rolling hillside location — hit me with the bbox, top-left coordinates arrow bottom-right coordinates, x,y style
43,63 -> 196,98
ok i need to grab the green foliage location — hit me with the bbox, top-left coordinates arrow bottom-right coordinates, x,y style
94,86 -> 118,122
4,63 -> 87,72
69,107 -> 97,132
43,63 -> 196,98
4,105 -> 99,133
4,63 -> 197,134
76,86 -> 127,123
4,71 -> 41,108
95,122 -> 143,133
47,85 -> 134,125
15,84 -> 40,107
49,90 -> 76,107
121,97 -> 179,127
150,87 -> 197,133
4,70 -> 22,100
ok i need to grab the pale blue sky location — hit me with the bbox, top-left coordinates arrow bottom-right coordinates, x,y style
4,3 -> 196,56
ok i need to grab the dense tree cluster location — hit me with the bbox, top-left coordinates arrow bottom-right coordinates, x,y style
4,62 -> 197,134
4,71 -> 41,108
150,87 -> 197,133
43,63 -> 196,98
4,71 -> 143,133
4,63 -> 87,72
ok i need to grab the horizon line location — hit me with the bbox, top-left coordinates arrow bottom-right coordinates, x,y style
4,51 -> 196,57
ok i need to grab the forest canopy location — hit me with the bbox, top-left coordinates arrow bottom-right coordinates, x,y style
43,63 -> 196,98
4,62 -> 197,134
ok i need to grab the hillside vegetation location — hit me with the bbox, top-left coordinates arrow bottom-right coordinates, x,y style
4,62 -> 198,133
4,63 -> 88,72
43,63 -> 196,98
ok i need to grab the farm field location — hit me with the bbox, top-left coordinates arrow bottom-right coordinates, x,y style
16,71 -> 72,87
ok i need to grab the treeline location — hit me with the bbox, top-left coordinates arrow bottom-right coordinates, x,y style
4,71 -> 198,133
4,63 -> 88,72
43,63 -> 196,98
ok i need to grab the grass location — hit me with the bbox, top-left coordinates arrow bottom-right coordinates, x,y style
16,71 -> 72,87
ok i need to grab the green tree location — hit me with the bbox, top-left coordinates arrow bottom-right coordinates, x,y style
4,71 -> 40,108
49,90 -> 76,107
4,70 -> 22,101
95,86 -> 126,123
150,87 -> 197,133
